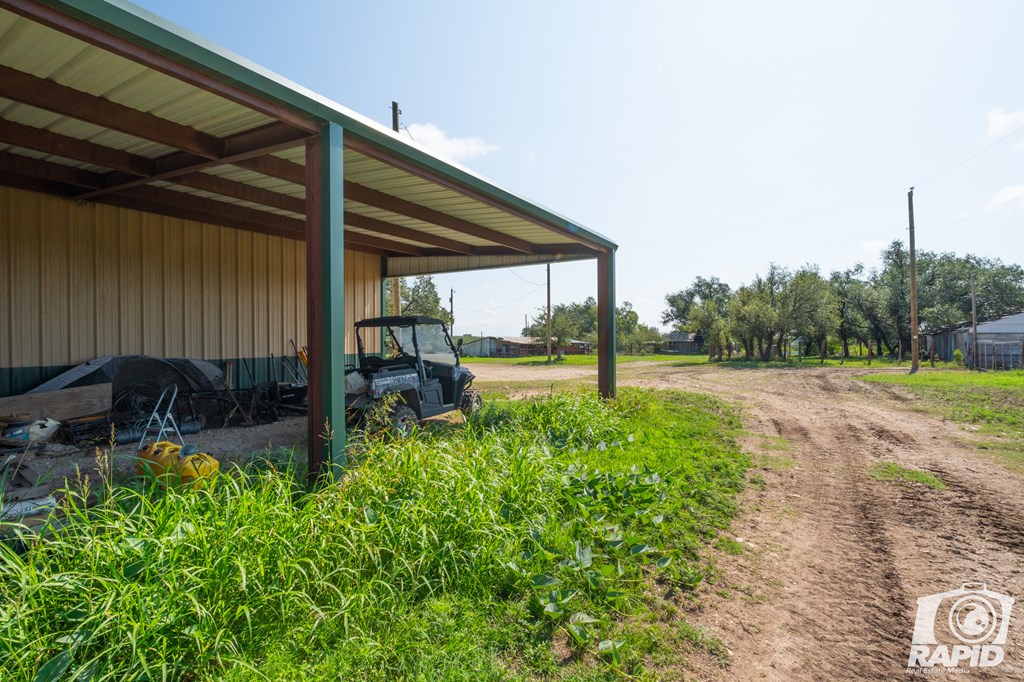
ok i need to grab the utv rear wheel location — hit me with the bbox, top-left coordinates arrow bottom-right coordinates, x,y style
391,403 -> 418,437
460,389 -> 483,416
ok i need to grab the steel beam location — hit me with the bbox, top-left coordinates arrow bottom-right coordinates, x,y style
0,64 -> 224,159
1,0 -> 319,133
305,122 -> 346,482
342,179 -> 535,253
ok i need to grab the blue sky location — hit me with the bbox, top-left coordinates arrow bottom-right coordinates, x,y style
135,0 -> 1024,335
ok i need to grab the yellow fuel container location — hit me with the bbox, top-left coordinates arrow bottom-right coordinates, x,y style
136,441 -> 182,477
173,453 -> 219,489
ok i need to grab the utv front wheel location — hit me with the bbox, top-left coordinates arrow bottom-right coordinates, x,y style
460,389 -> 483,416
391,403 -> 418,437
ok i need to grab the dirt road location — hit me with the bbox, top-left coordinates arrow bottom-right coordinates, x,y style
472,363 -> 1024,680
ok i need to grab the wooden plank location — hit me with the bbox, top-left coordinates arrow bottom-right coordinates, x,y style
3,483 -> 55,503
0,65 -> 224,159
0,384 -> 110,421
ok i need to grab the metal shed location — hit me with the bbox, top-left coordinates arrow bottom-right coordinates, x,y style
0,0 -> 618,479
924,311 -> 1024,369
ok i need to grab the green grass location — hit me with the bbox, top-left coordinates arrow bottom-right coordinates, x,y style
676,620 -> 730,666
860,370 -> 1024,471
0,389 -> 747,681
869,462 -> 947,490
860,370 -> 1024,429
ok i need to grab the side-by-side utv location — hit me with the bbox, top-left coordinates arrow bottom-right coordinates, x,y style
345,316 -> 481,433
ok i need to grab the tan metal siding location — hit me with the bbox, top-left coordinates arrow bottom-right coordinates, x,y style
0,186 -> 380,369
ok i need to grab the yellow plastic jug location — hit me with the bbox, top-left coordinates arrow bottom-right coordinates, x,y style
136,441 -> 182,477
173,453 -> 219,489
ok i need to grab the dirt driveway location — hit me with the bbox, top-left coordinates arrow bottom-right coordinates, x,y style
472,362 -> 1024,680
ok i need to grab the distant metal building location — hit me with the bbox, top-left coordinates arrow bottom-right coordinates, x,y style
462,336 -> 589,357
924,312 -> 1024,369
461,336 -> 501,357
661,332 -> 703,354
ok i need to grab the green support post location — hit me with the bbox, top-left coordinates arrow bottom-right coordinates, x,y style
597,249 -> 616,398
306,122 -> 346,481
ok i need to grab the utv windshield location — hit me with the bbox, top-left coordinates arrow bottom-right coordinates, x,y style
357,322 -> 457,365
410,324 -> 457,365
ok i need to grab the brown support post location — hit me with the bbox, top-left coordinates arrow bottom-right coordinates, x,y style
305,122 -> 346,482
597,250 -> 617,398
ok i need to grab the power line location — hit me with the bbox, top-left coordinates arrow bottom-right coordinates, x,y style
460,282 -> 548,311
506,267 -> 544,286
916,119 -> 1024,187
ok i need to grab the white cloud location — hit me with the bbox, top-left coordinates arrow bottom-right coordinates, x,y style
985,108 -> 1024,138
404,123 -> 499,163
983,184 -> 1024,212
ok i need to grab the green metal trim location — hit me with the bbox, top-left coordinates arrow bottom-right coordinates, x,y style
36,0 -> 617,252
320,121 -> 346,472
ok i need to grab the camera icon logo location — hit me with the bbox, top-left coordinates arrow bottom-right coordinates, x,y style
908,582 -> 1014,670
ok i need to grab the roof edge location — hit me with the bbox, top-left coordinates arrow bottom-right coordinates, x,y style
36,0 -> 617,252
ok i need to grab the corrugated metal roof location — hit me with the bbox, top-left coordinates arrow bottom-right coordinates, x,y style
0,1 -> 614,262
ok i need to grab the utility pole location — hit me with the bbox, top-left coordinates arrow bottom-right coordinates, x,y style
389,101 -> 402,316
449,288 -> 455,336
546,263 -> 552,362
971,272 -> 979,370
908,187 -> 920,374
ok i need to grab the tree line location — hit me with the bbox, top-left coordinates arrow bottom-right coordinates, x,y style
662,241 -> 1024,361
386,242 -> 1023,361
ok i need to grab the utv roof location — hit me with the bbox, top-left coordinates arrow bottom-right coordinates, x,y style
354,316 -> 448,328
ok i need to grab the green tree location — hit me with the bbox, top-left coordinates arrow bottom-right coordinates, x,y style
662,276 -> 732,333
829,265 -> 868,357
400,276 -> 452,326
787,267 -> 838,363
689,299 -> 729,360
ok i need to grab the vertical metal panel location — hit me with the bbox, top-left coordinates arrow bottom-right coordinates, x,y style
182,222 -> 204,358
201,223 -> 220,359
0,187 -> 381,394
343,249 -> 381,353
119,206 -> 144,355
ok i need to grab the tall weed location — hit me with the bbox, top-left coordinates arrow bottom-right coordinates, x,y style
0,389 -> 745,680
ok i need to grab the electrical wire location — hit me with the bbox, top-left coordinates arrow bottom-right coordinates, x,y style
506,267 -> 544,286
916,119 -> 1024,187
458,283 -> 545,313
